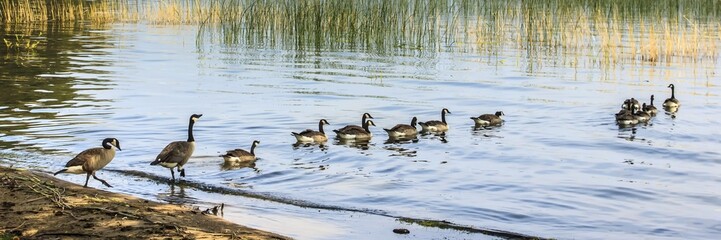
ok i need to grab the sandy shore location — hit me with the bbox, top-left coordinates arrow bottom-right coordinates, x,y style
0,166 -> 289,239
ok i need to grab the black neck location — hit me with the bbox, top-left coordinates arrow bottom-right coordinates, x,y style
362,121 -> 370,133
187,119 -> 195,142
671,86 -> 675,99
441,110 -> 447,124
102,141 -> 112,149
250,143 -> 257,155
410,118 -> 417,128
318,121 -> 325,134
361,115 -> 367,126
651,96 -> 654,106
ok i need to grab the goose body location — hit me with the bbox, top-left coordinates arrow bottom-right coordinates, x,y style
616,100 -> 638,125
471,111 -> 504,126
222,140 -> 259,163
663,84 -> 680,109
635,103 -> 651,122
418,108 -> 451,132
644,95 -> 659,115
292,119 -> 330,143
150,114 -> 202,181
54,138 -> 121,188
384,117 -> 418,138
336,113 -> 373,133
621,98 -> 641,111
334,120 -> 376,140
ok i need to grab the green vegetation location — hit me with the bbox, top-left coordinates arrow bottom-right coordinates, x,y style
1,0 -> 720,65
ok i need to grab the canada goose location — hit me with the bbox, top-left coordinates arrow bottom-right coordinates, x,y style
663,84 -> 680,109
643,95 -> 659,115
621,98 -> 641,111
470,111 -> 504,126
336,112 -> 373,132
418,108 -> 451,132
635,103 -> 651,122
292,119 -> 330,142
384,117 -> 418,138
54,138 -> 121,188
616,101 -> 638,125
150,113 -> 202,181
334,119 -> 376,140
222,140 -> 260,163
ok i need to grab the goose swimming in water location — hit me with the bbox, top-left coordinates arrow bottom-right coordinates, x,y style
334,119 -> 376,140
384,117 -> 418,138
222,140 -> 260,163
663,84 -> 680,109
292,119 -> 330,143
418,108 -> 451,132
470,111 -> 504,127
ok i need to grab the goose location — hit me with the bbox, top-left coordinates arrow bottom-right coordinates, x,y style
54,138 -> 121,188
150,113 -> 202,181
662,84 -> 680,109
292,119 -> 330,143
383,117 -> 418,138
334,119 -> 376,140
635,103 -> 652,122
470,111 -> 504,126
616,101 -> 638,125
222,140 -> 260,163
418,108 -> 451,132
621,98 -> 641,111
643,95 -> 659,115
336,112 -> 373,132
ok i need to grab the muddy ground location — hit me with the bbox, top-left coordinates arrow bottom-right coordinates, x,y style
0,166 -> 289,240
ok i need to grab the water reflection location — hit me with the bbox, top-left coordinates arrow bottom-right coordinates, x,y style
334,139 -> 373,150
156,184 -> 195,205
0,23 -> 115,153
291,142 -> 329,151
221,161 -> 259,172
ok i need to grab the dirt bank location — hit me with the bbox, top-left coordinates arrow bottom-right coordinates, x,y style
0,166 -> 289,240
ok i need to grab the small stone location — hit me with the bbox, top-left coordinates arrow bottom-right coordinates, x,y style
393,228 -> 410,234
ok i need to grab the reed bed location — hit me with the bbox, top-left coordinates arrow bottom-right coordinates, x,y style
2,0 -> 720,67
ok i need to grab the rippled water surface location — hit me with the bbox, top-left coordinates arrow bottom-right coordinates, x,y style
2,22 -> 721,240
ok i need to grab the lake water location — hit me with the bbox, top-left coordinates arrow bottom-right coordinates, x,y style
1,20 -> 721,239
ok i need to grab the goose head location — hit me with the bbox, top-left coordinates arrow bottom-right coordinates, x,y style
102,138 -> 122,151
190,113 -> 203,122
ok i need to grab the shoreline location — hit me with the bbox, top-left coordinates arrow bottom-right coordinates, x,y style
0,166 -> 289,239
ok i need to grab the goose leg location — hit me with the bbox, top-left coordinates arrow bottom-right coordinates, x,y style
169,168 -> 176,182
92,173 -> 112,188
179,167 -> 186,177
84,173 -> 91,188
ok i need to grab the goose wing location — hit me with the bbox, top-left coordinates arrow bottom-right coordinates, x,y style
65,147 -> 103,167
225,149 -> 252,157
154,141 -> 189,164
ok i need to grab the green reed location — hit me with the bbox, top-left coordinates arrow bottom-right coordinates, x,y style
2,0 -> 720,66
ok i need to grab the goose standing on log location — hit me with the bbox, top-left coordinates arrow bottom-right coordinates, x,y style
292,119 -> 330,143
54,138 -> 121,188
150,114 -> 202,182
384,117 -> 418,138
471,111 -> 504,127
662,84 -> 680,110
222,140 -> 260,163
334,119 -> 376,140
418,108 -> 451,132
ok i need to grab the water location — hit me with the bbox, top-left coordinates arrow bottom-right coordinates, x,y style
2,22 -> 721,240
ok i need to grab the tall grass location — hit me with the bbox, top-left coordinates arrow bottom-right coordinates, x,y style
2,0 -> 720,66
